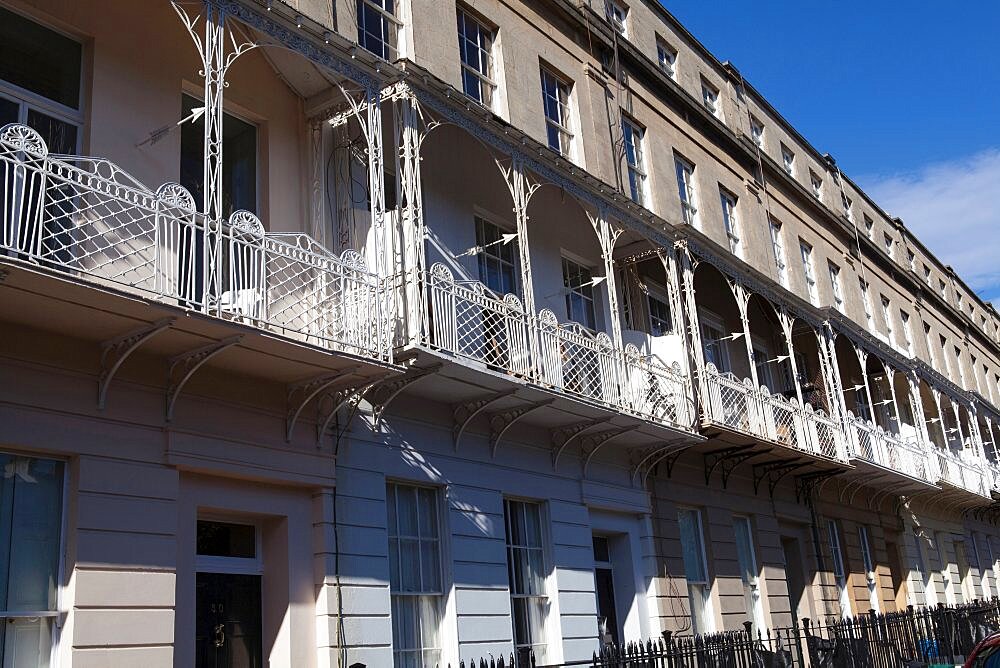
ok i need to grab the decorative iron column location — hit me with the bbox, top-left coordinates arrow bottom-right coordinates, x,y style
778,310 -> 804,406
885,366 -> 902,435
394,86 -> 427,344
908,372 -> 930,448
728,281 -> 759,388
855,347 -> 878,424
497,157 -> 540,317
587,206 -> 624,349
818,324 -> 847,420
676,241 -> 707,401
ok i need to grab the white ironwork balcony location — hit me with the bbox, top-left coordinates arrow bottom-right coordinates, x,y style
1,124 -> 390,363
700,363 -> 847,462
422,263 -> 695,432
844,414 -> 931,482
931,446 -> 989,497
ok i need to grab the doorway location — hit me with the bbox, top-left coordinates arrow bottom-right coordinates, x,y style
593,535 -> 620,646
195,520 -> 263,668
781,536 -> 806,625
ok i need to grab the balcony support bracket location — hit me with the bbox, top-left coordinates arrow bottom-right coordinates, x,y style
453,389 -> 518,451
582,427 -> 637,477
97,318 -> 175,410
752,458 -> 809,498
315,373 -> 393,448
490,399 -> 554,458
551,418 -> 612,469
703,444 -> 757,487
285,365 -> 362,442
365,364 -> 441,427
795,469 -> 843,506
630,440 -> 692,485
166,335 -> 242,422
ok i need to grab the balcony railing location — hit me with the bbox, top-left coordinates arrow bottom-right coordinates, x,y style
932,446 -> 989,497
422,263 -> 695,432
700,363 -> 847,462
844,414 -> 931,482
1,124 -> 390,362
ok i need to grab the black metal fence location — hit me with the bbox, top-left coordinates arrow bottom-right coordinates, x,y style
445,599 -> 1000,668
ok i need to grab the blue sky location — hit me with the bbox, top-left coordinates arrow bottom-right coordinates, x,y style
660,1 -> 1000,305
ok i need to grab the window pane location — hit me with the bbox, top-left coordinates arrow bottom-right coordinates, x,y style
678,509 -> 707,583
196,521 -> 256,558
25,108 -> 76,155
0,7 -> 81,109
0,96 -> 18,125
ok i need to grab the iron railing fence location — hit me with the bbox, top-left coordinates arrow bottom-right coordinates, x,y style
0,123 -> 391,363
422,262 -> 696,434
445,600 -> 1000,668
843,414 -> 930,482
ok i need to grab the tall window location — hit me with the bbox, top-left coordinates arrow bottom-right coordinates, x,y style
862,213 -> 873,236
720,188 -> 741,257
858,526 -> 880,613
828,262 -> 843,311
769,220 -> 788,287
924,323 -> 936,367
809,171 -> 823,199
621,117 -> 647,206
700,316 -> 730,373
880,295 -> 893,342
749,116 -> 764,147
907,249 -> 916,271
357,0 -> 400,60
914,531 -> 936,605
540,67 -> 573,156
656,37 -> 676,79
505,500 -> 548,662
842,194 -> 854,223
827,520 -> 851,619
923,264 -> 932,283
700,80 -> 721,119
780,144 -> 795,176
678,508 -> 713,633
0,453 -> 65,667
939,279 -> 947,299
562,257 -> 597,329
900,310 -> 913,355
955,347 -> 967,388
604,0 -> 628,36
0,7 -> 81,152
940,336 -> 951,377
799,240 -> 817,305
860,279 -> 874,330
475,217 -> 519,296
387,483 -> 443,668
675,155 -> 698,227
733,517 -> 766,633
883,232 -> 894,258
648,294 -> 672,336
457,8 -> 496,108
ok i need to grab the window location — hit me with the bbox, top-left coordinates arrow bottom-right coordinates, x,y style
0,453 -> 65,667
914,531 -> 936,605
604,0 -> 628,36
780,144 -> 795,176
939,279 -> 947,299
862,213 -> 873,236
955,346 -> 967,388
884,232 -> 894,258
701,80 -> 721,119
881,295 -> 893,342
923,264 -> 931,283
475,217 -> 519,296
540,67 -> 573,156
505,500 -> 548,662
656,37 -> 677,78
387,483 -> 443,668
562,257 -> 597,329
827,521 -> 851,619
924,323 -> 935,367
457,8 -> 496,108
678,508 -> 714,633
841,193 -> 854,223
0,6 -> 82,154
828,262 -> 843,311
357,0 -> 400,60
769,220 -> 788,287
940,335 -> 950,376
648,294 -> 672,336
860,279 -> 873,330
733,517 -> 766,633
700,316 -> 730,373
906,249 -> 916,270
800,240 -> 817,305
809,170 -> 823,199
621,117 -> 647,205
181,94 -> 257,217
858,526 -> 880,613
901,310 -> 913,355
675,155 -> 698,227
749,116 -> 764,147
719,188 -> 741,257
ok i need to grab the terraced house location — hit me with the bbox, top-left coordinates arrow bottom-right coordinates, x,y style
1,0 -> 999,666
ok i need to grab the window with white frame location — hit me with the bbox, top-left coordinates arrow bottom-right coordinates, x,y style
780,144 -> 795,176
357,0 -> 401,60
809,170 -> 823,199
924,323 -> 935,367
700,314 -> 730,373
862,213 -> 873,236
0,453 -> 65,668
955,346 -> 967,388
387,482 -> 443,668
0,6 -> 83,154
678,508 -> 714,634
842,194 -> 854,223
562,257 -> 597,330
883,232 -> 894,258
880,295 -> 893,342
475,217 -> 519,296
504,499 -> 549,662
622,117 -> 647,206
906,249 -> 916,270
540,66 -> 573,156
720,187 -> 741,257
769,219 -> 788,287
923,264 -> 931,283
940,335 -> 951,376
749,116 -> 764,147
604,0 -> 628,36
900,310 -> 913,355
647,293 -> 673,337
799,240 -> 818,305
858,525 -> 880,613
828,261 -> 843,311
827,520 -> 851,619
675,155 -> 698,227
656,37 -> 677,79
860,279 -> 874,330
701,80 -> 721,119
457,7 -> 497,109
939,279 -> 947,299
914,530 -> 936,605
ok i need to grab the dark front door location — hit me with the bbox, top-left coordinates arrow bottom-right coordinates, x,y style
594,567 -> 619,646
196,572 -> 263,668
782,536 -> 806,626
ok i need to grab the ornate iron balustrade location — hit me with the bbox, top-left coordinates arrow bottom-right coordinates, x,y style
844,414 -> 931,482
934,447 -> 989,497
0,124 -> 391,362
700,363 -> 848,462
423,264 -> 694,432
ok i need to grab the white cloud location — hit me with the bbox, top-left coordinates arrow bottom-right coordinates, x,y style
861,148 -> 1000,302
